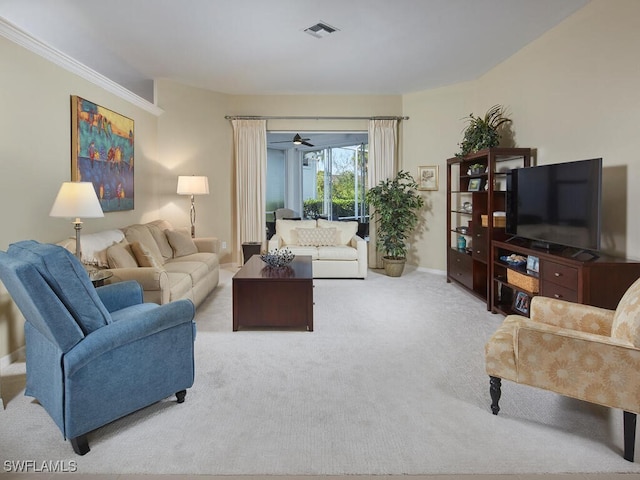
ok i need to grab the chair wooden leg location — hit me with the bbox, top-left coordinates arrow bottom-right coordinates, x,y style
624,411 -> 636,462
70,435 -> 90,455
489,376 -> 501,415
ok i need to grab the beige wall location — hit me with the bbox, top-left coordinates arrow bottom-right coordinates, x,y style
403,0 -> 640,271
155,79 -> 234,262
0,36 -> 160,359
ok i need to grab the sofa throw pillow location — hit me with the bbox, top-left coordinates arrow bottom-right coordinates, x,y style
147,222 -> 174,261
297,227 -> 337,247
165,229 -> 198,257
317,219 -> 358,245
276,219 -> 317,246
106,242 -> 138,269
130,241 -> 163,268
123,224 -> 166,266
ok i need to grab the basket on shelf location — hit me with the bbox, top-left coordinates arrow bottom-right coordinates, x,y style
507,269 -> 539,293
481,215 -> 506,228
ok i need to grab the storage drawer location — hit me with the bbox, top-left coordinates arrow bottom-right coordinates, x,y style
542,261 -> 578,289
472,229 -> 487,260
449,250 -> 473,289
541,282 -> 579,303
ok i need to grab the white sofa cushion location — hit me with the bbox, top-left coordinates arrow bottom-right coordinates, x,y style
297,227 -> 337,246
284,245 -> 319,260
276,219 -> 316,246
317,219 -> 358,245
318,245 -> 359,261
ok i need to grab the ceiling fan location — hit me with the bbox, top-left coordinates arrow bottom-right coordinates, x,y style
270,133 -> 314,147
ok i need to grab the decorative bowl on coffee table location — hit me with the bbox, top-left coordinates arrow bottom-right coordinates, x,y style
260,248 -> 295,268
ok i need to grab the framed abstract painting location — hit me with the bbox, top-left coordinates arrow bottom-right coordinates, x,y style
71,96 -> 134,212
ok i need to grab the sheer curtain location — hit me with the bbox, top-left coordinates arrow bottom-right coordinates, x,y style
367,119 -> 398,268
232,119 -> 267,264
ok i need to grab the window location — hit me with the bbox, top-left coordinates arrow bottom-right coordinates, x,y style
301,143 -> 368,221
266,132 -> 368,225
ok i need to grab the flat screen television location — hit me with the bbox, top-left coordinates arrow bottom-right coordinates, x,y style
506,158 -> 602,252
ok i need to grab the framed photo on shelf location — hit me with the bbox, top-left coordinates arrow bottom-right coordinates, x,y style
468,178 -> 482,191
417,165 -> 439,191
526,255 -> 540,274
512,291 -> 530,315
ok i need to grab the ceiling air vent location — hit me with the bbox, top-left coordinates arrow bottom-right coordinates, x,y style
304,22 -> 339,39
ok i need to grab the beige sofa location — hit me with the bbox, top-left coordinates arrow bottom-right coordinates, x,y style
59,220 -> 219,307
267,218 -> 367,278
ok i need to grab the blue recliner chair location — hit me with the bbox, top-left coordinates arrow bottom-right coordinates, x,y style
0,240 -> 196,455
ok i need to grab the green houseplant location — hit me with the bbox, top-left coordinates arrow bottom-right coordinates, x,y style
366,170 -> 425,277
456,104 -> 511,157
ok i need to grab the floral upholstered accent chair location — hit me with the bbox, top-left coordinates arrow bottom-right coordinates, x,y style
485,277 -> 640,461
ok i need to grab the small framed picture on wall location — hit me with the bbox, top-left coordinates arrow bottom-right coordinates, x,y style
418,165 -> 439,191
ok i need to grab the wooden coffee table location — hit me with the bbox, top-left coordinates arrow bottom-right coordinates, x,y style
232,255 -> 314,331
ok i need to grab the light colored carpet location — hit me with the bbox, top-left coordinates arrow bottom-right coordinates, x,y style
2,265 -> 640,475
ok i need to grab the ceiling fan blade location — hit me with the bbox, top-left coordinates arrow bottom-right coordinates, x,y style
270,133 -> 313,146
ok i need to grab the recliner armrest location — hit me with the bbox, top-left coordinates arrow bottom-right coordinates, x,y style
64,298 -> 196,377
95,281 -> 143,311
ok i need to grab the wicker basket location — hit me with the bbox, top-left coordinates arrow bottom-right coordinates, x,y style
481,215 -> 506,228
507,269 -> 539,293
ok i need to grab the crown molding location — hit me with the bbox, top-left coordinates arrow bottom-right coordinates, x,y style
0,17 -> 163,116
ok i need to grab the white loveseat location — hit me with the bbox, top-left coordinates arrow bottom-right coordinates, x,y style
268,218 -> 367,279
59,220 -> 219,307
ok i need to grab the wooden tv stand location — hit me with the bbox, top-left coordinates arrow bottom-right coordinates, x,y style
491,238 -> 640,315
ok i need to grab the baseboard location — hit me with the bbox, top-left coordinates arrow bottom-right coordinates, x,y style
0,346 -> 25,370
416,266 -> 446,276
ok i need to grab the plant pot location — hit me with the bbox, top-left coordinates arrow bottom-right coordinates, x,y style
383,257 -> 406,277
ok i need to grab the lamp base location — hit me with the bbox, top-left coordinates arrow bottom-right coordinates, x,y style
190,195 -> 196,238
74,219 -> 83,259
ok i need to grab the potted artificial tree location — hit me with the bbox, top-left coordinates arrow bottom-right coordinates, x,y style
456,104 -> 511,157
366,170 -> 425,277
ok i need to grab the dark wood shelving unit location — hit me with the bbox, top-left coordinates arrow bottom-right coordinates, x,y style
446,147 -> 532,310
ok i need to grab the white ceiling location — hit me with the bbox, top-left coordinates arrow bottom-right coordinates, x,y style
0,0 -> 589,102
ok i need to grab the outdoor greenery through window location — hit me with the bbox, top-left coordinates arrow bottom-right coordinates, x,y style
302,143 -> 368,222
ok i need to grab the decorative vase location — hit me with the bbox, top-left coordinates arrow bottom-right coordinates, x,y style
383,257 -> 406,277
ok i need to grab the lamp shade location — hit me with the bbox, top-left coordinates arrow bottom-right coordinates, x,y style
177,175 -> 209,195
49,182 -> 104,218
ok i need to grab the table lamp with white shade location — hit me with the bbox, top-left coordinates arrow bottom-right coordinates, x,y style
49,181 -> 104,259
177,175 -> 209,237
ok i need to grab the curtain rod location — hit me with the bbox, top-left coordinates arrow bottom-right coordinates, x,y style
224,115 -> 409,121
